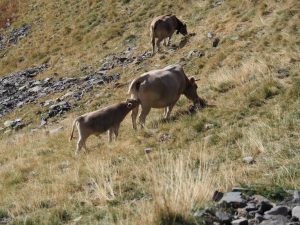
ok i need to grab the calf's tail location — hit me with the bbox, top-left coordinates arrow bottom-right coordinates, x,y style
69,117 -> 80,141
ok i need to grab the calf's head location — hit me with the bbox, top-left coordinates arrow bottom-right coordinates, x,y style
183,77 -> 201,106
125,99 -> 140,109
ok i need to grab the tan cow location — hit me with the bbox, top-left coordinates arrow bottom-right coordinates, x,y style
150,14 -> 187,55
128,64 -> 204,129
69,99 -> 139,155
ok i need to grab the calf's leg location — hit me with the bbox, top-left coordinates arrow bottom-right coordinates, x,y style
113,124 -> 120,140
108,129 -> 113,142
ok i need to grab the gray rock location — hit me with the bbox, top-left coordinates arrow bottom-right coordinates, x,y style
231,218 -> 248,225
212,191 -> 224,202
243,156 -> 255,164
293,191 -> 300,202
219,192 -> 246,208
292,206 -> 300,220
29,86 -> 43,93
215,210 -> 232,223
260,215 -> 288,225
265,205 -> 290,216
255,213 -> 265,223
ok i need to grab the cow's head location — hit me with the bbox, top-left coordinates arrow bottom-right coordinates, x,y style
183,77 -> 202,106
126,99 -> 140,109
177,23 -> 187,36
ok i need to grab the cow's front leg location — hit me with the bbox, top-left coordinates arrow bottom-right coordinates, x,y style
131,105 -> 139,130
139,106 -> 151,128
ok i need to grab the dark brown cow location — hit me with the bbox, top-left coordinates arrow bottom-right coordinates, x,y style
150,14 -> 187,55
69,99 -> 139,155
128,64 -> 204,129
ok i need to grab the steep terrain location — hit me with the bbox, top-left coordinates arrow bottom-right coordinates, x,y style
0,0 -> 299,224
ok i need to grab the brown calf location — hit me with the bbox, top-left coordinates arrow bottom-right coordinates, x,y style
70,99 -> 139,155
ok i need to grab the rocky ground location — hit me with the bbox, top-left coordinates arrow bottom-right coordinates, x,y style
0,40 -> 153,131
194,188 -> 300,225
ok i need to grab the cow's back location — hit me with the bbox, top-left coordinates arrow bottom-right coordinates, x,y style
133,65 -> 187,108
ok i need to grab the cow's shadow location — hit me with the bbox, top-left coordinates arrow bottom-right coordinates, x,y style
170,32 -> 196,51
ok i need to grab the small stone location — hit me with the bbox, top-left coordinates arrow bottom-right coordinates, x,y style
207,32 -> 215,38
29,86 -> 43,93
292,206 -> 300,220
243,156 -> 255,164
4,120 -> 15,127
204,123 -> 214,130
232,218 -> 248,225
265,205 -> 290,216
245,202 -> 257,212
212,37 -> 220,47
258,201 -> 274,214
144,148 -> 153,153
276,68 -> 289,79
230,35 -> 240,41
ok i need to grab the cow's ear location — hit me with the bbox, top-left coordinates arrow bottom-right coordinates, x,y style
189,77 -> 196,84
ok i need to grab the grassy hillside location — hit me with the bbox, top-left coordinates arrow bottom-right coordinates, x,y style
0,0 -> 299,224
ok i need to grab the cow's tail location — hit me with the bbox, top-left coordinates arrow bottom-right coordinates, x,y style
69,117 -> 80,141
150,25 -> 156,54
128,78 -> 141,100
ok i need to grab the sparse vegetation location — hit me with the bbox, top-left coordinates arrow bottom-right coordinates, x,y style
0,0 -> 299,224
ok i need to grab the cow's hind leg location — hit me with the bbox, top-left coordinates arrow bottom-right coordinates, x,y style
139,106 -> 151,128
131,105 -> 139,130
152,37 -> 155,55
76,136 -> 86,155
